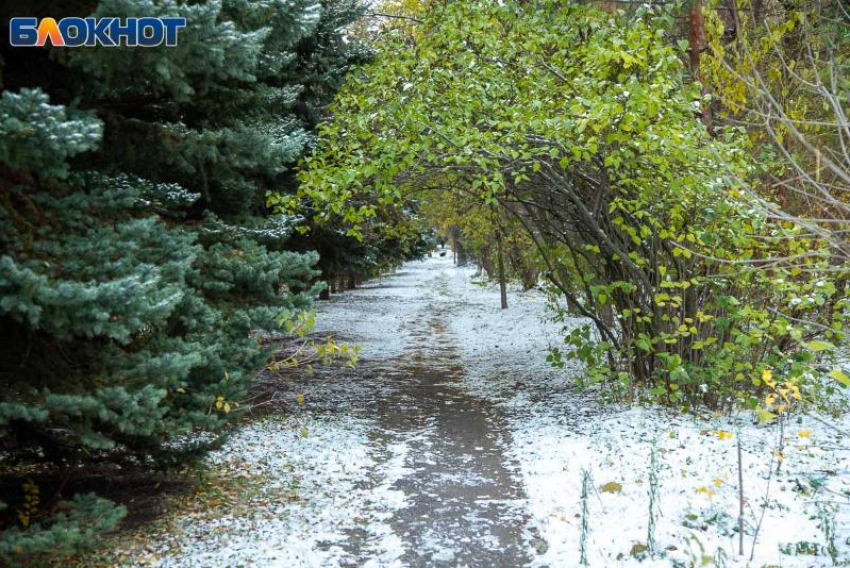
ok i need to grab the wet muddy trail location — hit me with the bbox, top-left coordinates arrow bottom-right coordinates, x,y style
378,313 -> 530,566
300,259 -> 535,566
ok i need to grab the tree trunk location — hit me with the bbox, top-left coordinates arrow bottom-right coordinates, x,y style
689,0 -> 713,131
456,241 -> 469,266
497,230 -> 508,309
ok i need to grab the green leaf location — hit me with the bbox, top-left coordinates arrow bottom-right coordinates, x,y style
828,369 -> 850,387
803,340 -> 834,352
757,408 -> 777,423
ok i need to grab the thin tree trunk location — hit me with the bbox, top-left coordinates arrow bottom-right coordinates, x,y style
456,241 -> 468,266
497,230 -> 508,309
689,0 -> 714,131
737,436 -> 745,556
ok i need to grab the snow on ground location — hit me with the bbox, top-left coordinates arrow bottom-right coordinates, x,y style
115,254 -> 850,567
437,256 -> 850,567
507,405 -> 850,567
311,262 -> 440,360
122,414 -> 410,567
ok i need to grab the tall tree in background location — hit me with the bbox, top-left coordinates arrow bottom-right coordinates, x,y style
280,0 -> 434,292
0,0 -> 366,562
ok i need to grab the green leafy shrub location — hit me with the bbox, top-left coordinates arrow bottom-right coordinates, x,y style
287,0 -> 848,409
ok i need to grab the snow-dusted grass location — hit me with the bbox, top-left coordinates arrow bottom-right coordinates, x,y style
511,408 -> 850,567
117,415 -> 410,567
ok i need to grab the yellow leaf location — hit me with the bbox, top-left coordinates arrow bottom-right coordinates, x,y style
716,430 -> 732,440
714,477 -> 723,487
600,481 -> 623,493
223,402 -> 231,414
798,429 -> 812,438
296,393 -> 305,405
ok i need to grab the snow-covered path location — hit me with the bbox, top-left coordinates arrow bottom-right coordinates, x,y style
120,254 -> 850,567
306,253 -> 542,566
370,284 -> 531,566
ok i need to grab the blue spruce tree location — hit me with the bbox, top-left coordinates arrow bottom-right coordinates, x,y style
0,1 -> 367,563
